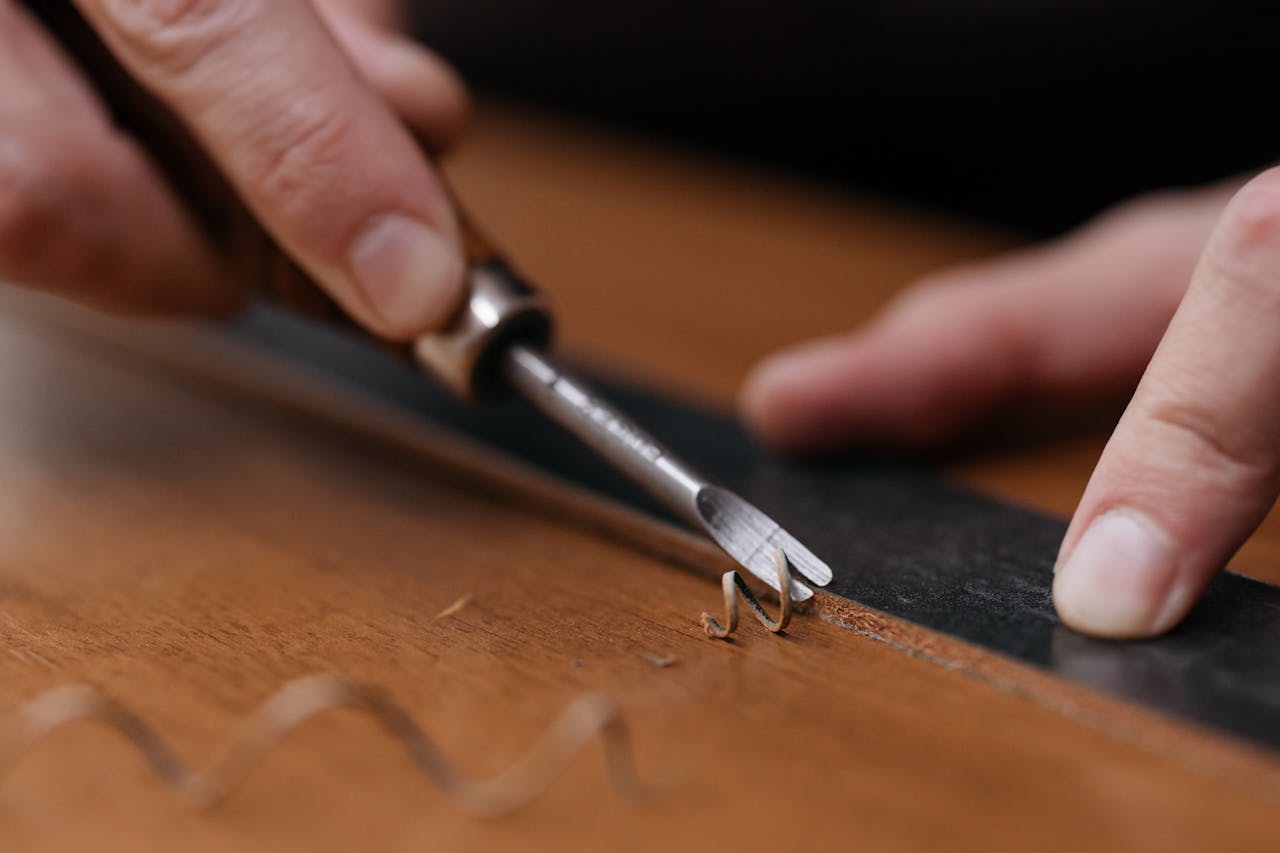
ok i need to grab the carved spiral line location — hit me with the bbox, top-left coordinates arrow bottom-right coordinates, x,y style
0,674 -> 642,819
700,549 -> 793,639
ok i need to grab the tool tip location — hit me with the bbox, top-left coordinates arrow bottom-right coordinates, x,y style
693,486 -> 832,601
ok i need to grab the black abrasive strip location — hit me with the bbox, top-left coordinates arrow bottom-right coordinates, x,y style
235,307 -> 1280,753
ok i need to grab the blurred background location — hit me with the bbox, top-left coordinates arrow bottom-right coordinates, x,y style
409,0 -> 1280,234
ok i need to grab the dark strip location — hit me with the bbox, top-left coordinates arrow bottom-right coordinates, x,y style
234,307 -> 1280,752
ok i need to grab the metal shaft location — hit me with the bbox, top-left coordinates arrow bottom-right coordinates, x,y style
500,344 -> 710,528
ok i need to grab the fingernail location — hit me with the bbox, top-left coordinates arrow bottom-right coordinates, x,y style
348,214 -> 463,337
1052,509 -> 1190,638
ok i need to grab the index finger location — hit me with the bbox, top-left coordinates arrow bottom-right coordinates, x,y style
71,0 -> 464,339
1053,167 -> 1280,637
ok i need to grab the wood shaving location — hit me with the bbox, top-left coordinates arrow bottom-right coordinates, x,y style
701,550 -> 793,639
433,594 -> 473,621
0,674 -> 641,818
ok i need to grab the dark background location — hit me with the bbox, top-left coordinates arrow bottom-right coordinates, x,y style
409,1 -> 1280,234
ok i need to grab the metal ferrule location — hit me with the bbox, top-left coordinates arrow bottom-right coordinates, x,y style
412,261 -> 553,400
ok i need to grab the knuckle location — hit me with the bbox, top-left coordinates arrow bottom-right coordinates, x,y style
249,101 -> 357,231
1142,396 -> 1280,490
1218,167 -> 1280,260
96,0 -> 248,76
1199,167 -> 1280,314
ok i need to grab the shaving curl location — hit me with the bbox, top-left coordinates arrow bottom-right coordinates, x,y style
0,674 -> 641,818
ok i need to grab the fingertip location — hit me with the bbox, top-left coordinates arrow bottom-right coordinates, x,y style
369,38 -> 471,149
1051,508 -> 1196,639
346,213 -> 465,340
740,337 -> 856,451
321,4 -> 471,150
741,321 -> 991,452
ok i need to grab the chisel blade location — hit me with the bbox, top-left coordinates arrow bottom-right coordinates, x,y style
695,485 -> 831,601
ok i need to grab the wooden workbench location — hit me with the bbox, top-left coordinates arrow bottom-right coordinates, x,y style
0,103 -> 1277,851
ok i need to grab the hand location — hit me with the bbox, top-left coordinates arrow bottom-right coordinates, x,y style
0,0 -> 468,339
742,172 -> 1280,639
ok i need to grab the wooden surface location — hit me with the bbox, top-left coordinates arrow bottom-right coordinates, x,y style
0,102 -> 1278,851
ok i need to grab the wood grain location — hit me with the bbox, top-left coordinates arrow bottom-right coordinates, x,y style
0,102 -> 1277,851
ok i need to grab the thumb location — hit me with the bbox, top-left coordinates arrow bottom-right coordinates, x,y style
1054,168 -> 1280,638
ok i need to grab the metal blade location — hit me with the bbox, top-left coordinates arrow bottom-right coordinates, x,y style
695,485 -> 831,602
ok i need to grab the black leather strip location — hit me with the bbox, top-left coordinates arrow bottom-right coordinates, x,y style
235,308 -> 1280,752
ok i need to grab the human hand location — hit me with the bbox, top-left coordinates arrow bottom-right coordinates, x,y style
0,0 -> 468,339
742,173 -> 1278,639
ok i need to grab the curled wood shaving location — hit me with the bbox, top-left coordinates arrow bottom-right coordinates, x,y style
700,550 -> 793,639
0,674 -> 641,818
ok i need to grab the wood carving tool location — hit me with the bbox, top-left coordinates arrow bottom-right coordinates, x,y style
26,1 -> 832,601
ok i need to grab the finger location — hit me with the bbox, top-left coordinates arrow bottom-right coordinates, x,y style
740,191 -> 1227,451
72,0 -> 465,340
313,0 -> 469,150
0,0 -> 105,117
1053,168 -> 1280,638
0,0 -> 238,315
321,0 -> 403,30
